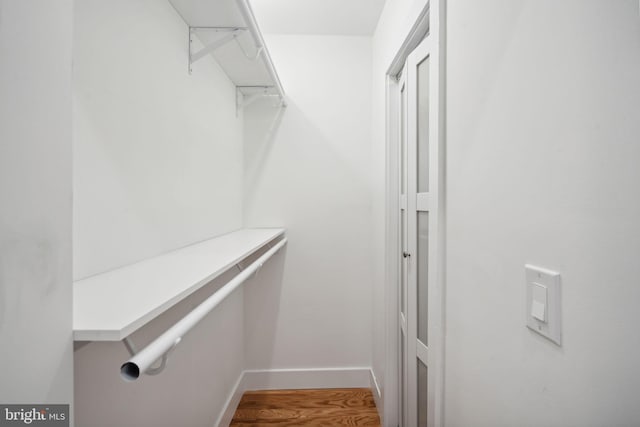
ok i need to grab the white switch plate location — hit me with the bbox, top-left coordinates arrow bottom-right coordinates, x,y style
525,264 -> 561,345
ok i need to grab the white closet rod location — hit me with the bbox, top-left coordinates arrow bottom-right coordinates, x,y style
235,0 -> 287,107
120,237 -> 288,381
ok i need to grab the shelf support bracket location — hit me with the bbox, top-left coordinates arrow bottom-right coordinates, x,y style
189,27 -> 247,74
234,37 -> 263,61
236,86 -> 281,114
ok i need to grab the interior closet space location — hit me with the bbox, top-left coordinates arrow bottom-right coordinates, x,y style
71,1 -> 375,426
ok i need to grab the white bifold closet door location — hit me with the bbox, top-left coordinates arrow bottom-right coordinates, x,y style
398,34 -> 437,427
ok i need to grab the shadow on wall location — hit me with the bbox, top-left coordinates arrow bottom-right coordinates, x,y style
243,98 -> 372,227
243,99 -> 286,200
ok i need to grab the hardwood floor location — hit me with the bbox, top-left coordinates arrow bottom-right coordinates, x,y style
229,388 -> 381,426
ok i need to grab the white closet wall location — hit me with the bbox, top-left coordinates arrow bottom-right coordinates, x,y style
0,0 -> 74,410
444,2 -> 640,425
243,35 -> 374,373
73,1 -> 245,426
73,0 -> 243,280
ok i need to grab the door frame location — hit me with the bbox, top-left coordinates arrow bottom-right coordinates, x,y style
384,1 -> 446,426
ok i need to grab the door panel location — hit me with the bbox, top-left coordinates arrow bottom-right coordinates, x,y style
418,360 -> 428,426
417,211 -> 429,346
417,56 -> 430,193
398,34 -> 436,427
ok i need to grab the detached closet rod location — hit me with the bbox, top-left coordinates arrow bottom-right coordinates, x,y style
120,237 -> 287,381
235,0 -> 287,107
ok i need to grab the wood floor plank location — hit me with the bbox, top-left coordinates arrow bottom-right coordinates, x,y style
238,389 -> 377,409
230,388 -> 381,426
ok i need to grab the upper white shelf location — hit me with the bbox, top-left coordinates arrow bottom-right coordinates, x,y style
169,0 -> 286,104
73,228 -> 285,341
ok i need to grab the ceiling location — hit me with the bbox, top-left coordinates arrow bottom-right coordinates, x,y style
249,0 -> 386,36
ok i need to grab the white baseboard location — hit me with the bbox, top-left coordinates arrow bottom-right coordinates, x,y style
242,367 -> 372,390
216,367 -> 375,427
214,373 -> 246,427
369,369 -> 383,422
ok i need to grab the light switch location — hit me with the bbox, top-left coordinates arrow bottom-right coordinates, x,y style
525,265 -> 561,345
531,283 -> 547,322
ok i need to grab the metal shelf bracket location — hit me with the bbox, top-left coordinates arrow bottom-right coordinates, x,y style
234,37 -> 263,61
189,26 -> 247,74
236,85 -> 284,115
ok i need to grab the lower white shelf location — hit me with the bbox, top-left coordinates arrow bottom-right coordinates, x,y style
73,228 -> 285,341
